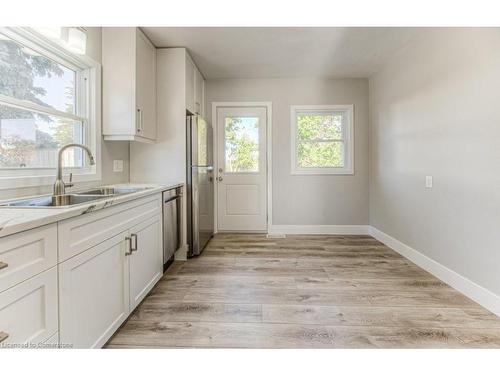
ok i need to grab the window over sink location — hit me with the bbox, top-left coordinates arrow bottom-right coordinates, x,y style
0,27 -> 101,189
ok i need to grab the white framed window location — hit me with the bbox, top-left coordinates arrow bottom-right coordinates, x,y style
290,104 -> 354,175
0,27 -> 101,190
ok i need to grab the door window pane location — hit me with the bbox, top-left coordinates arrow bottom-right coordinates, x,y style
197,117 -> 208,165
0,34 -> 76,114
0,104 -> 84,169
224,116 -> 259,173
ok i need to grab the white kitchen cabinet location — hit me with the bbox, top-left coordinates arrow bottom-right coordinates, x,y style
194,67 -> 204,115
103,27 -> 157,143
58,194 -> 162,262
59,232 -> 130,349
0,267 -> 58,348
58,199 -> 163,348
185,54 -> 196,114
129,214 -> 163,310
186,52 -> 205,116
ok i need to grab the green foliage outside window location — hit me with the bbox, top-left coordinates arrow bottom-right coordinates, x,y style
224,117 -> 259,172
0,36 -> 81,168
296,113 -> 344,168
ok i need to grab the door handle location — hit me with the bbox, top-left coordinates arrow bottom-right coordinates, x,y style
0,261 -> 8,271
131,233 -> 138,252
217,176 -> 223,182
0,331 -> 9,343
125,236 -> 133,256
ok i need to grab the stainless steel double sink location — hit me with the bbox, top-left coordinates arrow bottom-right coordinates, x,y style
0,187 -> 151,208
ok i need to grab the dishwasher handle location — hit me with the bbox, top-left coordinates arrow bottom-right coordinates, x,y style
164,195 -> 181,204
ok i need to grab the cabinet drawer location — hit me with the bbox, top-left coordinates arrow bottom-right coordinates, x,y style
0,267 -> 58,348
58,194 -> 161,262
0,224 -> 57,293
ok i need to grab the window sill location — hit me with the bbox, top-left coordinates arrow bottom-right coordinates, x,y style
291,168 -> 354,176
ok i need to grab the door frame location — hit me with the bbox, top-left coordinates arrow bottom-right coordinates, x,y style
212,101 -> 273,233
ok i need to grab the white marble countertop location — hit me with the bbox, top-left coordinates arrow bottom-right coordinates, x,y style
0,182 -> 183,239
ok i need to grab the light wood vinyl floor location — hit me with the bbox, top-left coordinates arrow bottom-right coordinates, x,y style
106,233 -> 500,348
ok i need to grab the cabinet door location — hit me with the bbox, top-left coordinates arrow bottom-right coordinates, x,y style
0,267 -> 58,348
59,232 -> 130,349
185,55 -> 195,114
194,67 -> 204,115
129,214 -> 163,310
135,29 -> 157,140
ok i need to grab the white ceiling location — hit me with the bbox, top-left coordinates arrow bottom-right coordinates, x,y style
142,27 -> 422,79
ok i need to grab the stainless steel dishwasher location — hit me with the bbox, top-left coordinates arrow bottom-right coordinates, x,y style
163,187 -> 182,271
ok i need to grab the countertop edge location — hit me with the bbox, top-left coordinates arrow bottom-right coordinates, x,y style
0,182 -> 183,239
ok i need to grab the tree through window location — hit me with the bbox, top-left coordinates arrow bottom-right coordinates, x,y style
291,105 -> 354,175
0,32 -> 85,169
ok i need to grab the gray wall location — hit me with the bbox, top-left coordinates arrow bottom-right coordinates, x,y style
206,78 -> 369,225
370,28 -> 500,295
0,27 -> 130,200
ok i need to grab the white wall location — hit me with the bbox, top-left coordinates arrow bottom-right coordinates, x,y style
370,28 -> 500,296
206,78 -> 369,226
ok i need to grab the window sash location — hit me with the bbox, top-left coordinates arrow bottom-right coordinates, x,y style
296,140 -> 346,169
0,27 -> 101,190
291,105 -> 354,175
0,29 -> 92,172
295,110 -> 347,143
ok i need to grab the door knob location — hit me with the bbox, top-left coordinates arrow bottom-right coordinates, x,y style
217,176 -> 223,182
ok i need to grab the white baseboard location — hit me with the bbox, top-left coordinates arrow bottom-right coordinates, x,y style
268,225 -> 370,235
370,226 -> 500,317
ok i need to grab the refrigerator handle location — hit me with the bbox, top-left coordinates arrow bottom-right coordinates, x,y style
191,166 -> 214,171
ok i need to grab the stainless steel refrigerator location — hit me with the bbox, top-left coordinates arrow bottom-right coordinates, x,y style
186,115 -> 214,257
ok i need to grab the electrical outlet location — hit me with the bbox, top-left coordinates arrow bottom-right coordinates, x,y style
113,160 -> 124,173
425,175 -> 433,189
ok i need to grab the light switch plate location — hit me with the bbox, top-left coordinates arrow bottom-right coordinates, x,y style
113,160 -> 124,173
425,175 -> 433,188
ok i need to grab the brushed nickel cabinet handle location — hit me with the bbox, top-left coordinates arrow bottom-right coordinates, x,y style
131,234 -> 138,252
125,237 -> 133,256
0,331 -> 9,343
0,261 -> 7,270
137,108 -> 143,132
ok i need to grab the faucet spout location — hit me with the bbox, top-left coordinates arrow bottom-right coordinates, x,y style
54,144 -> 95,196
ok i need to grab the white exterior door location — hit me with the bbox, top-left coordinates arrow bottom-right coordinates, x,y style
217,106 -> 267,231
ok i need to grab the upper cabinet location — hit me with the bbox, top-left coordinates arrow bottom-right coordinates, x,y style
186,53 -> 205,116
102,28 -> 157,143
185,55 -> 196,115
194,67 -> 204,116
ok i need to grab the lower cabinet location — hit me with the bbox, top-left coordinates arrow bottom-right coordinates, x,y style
59,232 -> 130,349
129,214 -> 163,310
59,214 -> 163,348
0,267 -> 58,348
